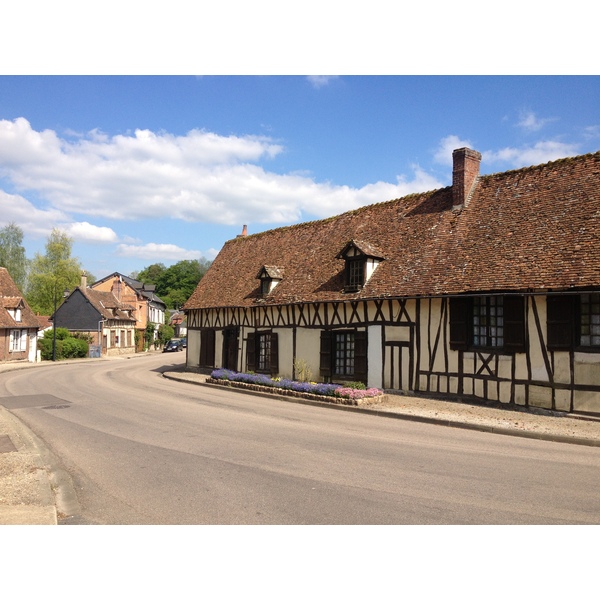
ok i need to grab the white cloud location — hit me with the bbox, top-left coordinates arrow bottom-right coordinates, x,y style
306,76 -> 339,88
0,189 -> 69,237
483,140 -> 580,169
62,221 -> 118,243
583,125 -> 600,140
516,110 -> 555,132
434,135 -> 474,165
0,117 -> 444,228
116,242 -> 203,261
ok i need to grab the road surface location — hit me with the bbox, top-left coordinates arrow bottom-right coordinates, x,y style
1,353 -> 599,524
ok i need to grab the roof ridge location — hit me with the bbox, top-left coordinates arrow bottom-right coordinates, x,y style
480,149 -> 600,181
228,188 -> 443,244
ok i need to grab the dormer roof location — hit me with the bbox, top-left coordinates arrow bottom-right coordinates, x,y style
336,240 -> 385,260
256,265 -> 284,280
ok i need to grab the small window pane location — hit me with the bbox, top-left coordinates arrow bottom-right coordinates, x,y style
580,294 -> 600,347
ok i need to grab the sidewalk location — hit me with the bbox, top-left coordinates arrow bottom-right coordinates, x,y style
164,370 -> 600,447
2,359 -> 600,525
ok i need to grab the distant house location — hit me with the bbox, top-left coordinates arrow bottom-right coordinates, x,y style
90,273 -> 166,350
36,315 -> 53,338
184,148 -> 600,416
169,310 -> 187,338
53,274 -> 137,356
0,267 -> 39,362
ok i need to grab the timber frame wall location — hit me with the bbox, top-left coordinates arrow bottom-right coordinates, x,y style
186,293 -> 600,415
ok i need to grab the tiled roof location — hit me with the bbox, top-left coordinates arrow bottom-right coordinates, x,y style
91,272 -> 165,306
79,287 -> 137,321
36,315 -> 53,330
0,267 -> 40,329
184,150 -> 600,310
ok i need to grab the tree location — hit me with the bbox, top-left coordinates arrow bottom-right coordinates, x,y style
135,259 -> 211,309
135,263 -> 167,286
26,229 -> 84,315
157,324 -> 174,347
0,222 -> 29,291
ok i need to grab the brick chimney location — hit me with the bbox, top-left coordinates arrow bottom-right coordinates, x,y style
237,224 -> 248,238
81,272 -> 87,289
452,147 -> 481,209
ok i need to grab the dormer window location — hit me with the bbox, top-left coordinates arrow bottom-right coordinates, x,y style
7,301 -> 23,322
8,307 -> 22,322
336,240 -> 384,293
256,266 -> 283,297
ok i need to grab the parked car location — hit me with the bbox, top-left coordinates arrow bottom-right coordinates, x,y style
163,339 -> 183,352
180,337 -> 187,348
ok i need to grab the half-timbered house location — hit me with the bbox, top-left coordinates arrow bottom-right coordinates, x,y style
183,148 -> 600,415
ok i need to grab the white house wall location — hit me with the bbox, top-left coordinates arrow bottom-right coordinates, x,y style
187,329 -> 200,368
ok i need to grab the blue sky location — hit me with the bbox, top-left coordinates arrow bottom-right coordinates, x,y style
1,75 -> 599,280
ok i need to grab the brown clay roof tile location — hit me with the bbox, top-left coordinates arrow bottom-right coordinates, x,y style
184,150 -> 600,310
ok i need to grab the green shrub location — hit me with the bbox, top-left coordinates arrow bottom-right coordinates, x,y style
39,330 -> 89,360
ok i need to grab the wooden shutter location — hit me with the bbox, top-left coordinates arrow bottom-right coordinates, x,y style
199,329 -> 215,367
503,296 -> 526,353
269,332 -> 279,376
319,331 -> 332,379
246,332 -> 256,372
354,330 -> 368,384
449,297 -> 470,350
547,295 -> 575,350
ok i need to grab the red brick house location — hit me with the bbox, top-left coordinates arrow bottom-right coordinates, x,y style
183,148 -> 600,415
0,267 -> 39,363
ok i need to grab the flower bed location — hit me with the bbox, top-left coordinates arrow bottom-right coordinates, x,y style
209,369 -> 384,406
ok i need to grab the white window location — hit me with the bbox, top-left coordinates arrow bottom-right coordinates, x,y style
7,308 -> 22,322
10,330 -> 26,352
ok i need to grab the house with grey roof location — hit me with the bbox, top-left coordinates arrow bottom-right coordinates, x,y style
183,148 -> 600,415
0,267 -> 40,362
53,274 -> 137,356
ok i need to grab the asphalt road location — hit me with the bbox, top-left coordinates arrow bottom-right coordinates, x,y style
1,353 -> 599,525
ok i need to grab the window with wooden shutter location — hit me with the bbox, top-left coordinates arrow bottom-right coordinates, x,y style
246,332 -> 256,372
199,329 -> 216,367
269,332 -> 279,376
354,331 -> 368,384
580,293 -> 600,348
547,295 -> 575,350
319,330 -> 367,384
449,297 -> 470,350
319,331 -> 332,379
503,296 -> 526,353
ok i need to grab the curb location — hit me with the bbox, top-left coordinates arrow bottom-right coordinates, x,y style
162,372 -> 600,448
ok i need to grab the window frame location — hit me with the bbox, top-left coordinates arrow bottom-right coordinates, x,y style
9,329 -> 26,353
472,296 -> 504,349
320,329 -> 367,384
246,330 -> 279,376
344,258 -> 365,292
579,293 -> 600,348
257,331 -> 272,372
450,295 -> 525,354
547,293 -> 600,352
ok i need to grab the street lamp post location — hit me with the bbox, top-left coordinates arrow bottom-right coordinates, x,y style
52,281 -> 57,362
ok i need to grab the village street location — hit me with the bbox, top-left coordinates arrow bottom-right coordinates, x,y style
1,353 -> 600,525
